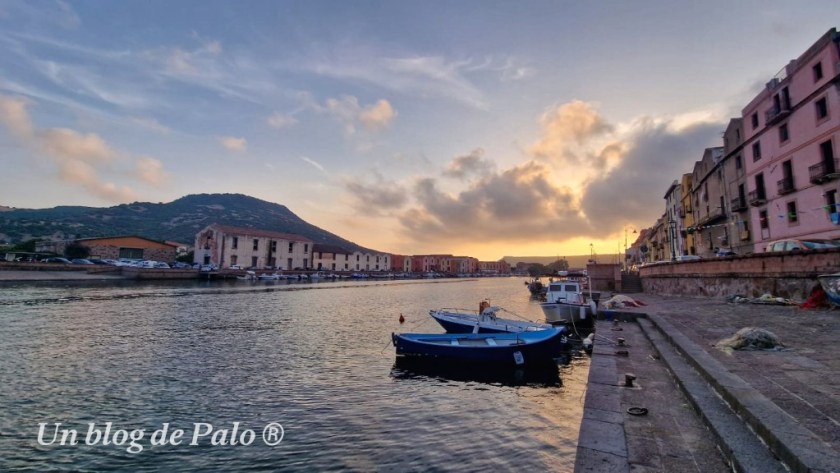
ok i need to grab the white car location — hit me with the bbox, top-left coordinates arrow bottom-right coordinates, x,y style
230,264 -> 242,270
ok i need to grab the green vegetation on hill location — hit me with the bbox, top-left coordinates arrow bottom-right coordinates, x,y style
0,193 -> 373,252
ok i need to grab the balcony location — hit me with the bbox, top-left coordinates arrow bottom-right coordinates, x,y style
748,190 -> 766,207
809,160 -> 839,184
765,103 -> 791,125
730,197 -> 747,212
777,177 -> 795,195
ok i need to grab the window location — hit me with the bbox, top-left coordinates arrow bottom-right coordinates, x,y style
232,237 -> 238,249
751,112 -> 759,129
759,210 -> 768,229
755,173 -> 766,199
230,255 -> 238,265
816,97 -> 828,120
304,244 -> 308,253
735,155 -> 742,170
826,190 -> 837,217
253,239 -> 259,251
752,141 -> 762,161
813,62 -> 823,81
270,241 -> 276,252
288,242 -> 294,252
779,123 -> 789,143
822,140 -> 836,166
787,201 -> 798,223
251,256 -> 258,267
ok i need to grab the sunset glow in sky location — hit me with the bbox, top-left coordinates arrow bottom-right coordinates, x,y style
0,1 -> 837,259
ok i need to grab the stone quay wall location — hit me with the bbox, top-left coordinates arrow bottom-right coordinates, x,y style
639,248 -> 840,300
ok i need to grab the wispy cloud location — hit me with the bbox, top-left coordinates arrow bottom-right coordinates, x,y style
267,112 -> 298,129
131,116 -> 171,134
219,136 -> 247,152
300,156 -> 325,172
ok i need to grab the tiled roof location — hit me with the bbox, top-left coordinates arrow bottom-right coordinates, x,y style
209,224 -> 312,242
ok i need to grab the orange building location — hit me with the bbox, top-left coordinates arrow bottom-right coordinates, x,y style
37,236 -> 178,262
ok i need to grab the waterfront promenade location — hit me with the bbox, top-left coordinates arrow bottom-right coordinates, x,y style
575,294 -> 840,473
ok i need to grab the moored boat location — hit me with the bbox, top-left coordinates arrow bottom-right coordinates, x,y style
391,327 -> 569,366
818,273 -> 840,306
539,279 -> 599,324
430,301 -> 552,333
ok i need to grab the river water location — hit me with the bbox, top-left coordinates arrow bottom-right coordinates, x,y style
0,277 -> 589,472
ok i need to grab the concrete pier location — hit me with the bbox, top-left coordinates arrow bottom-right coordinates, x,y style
574,294 -> 840,473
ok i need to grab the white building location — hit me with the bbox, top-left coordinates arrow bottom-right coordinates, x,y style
194,224 -> 312,270
350,251 -> 391,271
312,244 -> 353,271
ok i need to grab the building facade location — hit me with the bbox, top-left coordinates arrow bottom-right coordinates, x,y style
312,244 -> 353,271
194,224 -> 312,269
743,28 -> 840,252
721,118 -> 753,255
688,147 -> 728,258
36,235 -> 177,262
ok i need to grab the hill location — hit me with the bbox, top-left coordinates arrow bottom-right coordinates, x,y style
503,254 -> 623,268
0,193 -> 374,252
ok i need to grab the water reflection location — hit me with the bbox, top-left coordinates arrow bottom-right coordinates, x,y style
390,356 -> 566,387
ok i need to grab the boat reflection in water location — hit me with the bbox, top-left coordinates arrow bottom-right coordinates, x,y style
390,355 -> 568,387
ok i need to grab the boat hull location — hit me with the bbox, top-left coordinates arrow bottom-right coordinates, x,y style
540,302 -> 593,324
392,328 -> 569,366
818,273 -> 840,306
430,310 -> 551,334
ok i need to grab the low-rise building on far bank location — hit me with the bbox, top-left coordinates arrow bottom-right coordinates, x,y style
194,223 -> 313,270
36,235 -> 177,262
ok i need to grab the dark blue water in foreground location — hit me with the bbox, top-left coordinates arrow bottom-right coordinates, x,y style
0,277 -> 588,471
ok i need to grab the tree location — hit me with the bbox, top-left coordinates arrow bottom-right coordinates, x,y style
63,241 -> 90,259
11,238 -> 40,252
176,250 -> 194,263
527,263 -> 548,277
547,258 -> 569,273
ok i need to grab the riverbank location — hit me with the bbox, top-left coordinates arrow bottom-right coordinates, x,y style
0,269 -> 127,281
575,295 -> 840,472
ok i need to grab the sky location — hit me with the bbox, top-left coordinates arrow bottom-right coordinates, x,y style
0,1 -> 837,260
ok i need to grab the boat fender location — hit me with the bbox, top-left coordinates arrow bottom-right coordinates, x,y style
399,313 -> 405,324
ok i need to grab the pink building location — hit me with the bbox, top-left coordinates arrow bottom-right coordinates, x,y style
743,28 -> 840,252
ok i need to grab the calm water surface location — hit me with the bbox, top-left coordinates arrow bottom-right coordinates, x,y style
0,277 -> 589,471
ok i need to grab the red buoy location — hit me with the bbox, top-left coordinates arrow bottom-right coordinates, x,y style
399,313 -> 405,324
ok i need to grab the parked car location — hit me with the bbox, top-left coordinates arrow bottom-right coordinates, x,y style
230,264 -> 242,270
42,257 -> 72,264
153,262 -> 170,269
765,238 -> 840,252
172,262 -> 192,269
673,255 -> 701,262
715,248 -> 737,257
71,258 -> 94,265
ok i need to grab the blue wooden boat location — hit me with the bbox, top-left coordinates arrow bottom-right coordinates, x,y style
391,327 -> 569,366
430,305 -> 552,334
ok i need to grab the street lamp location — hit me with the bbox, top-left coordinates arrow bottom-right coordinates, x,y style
624,226 -> 637,270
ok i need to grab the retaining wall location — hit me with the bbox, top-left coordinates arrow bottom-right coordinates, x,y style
639,248 -> 840,299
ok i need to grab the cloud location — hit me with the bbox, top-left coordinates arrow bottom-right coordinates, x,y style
359,99 -> 396,130
0,94 -> 171,203
57,158 -> 136,202
134,156 -> 170,187
167,48 -> 195,74
397,160 -> 592,245
267,112 -> 298,129
219,136 -> 247,152
442,148 -> 495,180
530,100 -> 613,166
38,128 -> 116,162
580,118 -> 724,233
326,95 -> 396,134
384,56 -> 488,109
0,95 -> 34,138
300,155 -> 325,172
343,174 -> 409,215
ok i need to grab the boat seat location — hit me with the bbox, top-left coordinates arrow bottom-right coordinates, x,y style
450,339 -> 460,346
486,338 -> 498,346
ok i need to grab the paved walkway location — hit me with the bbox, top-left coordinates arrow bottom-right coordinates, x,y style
575,294 -> 840,473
